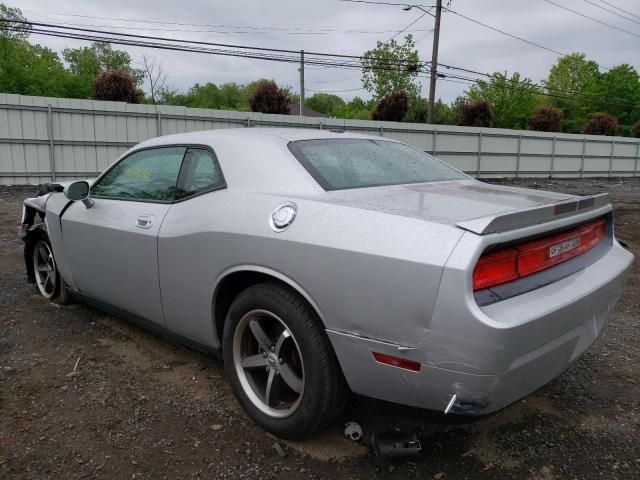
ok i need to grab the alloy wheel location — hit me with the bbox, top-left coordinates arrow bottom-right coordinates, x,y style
33,240 -> 57,299
232,309 -> 305,418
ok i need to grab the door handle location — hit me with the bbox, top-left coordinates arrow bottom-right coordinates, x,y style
136,215 -> 154,229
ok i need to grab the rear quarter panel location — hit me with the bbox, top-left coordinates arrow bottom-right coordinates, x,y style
43,192 -> 78,291
157,189 -> 464,348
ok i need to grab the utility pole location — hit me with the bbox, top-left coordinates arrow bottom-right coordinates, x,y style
299,50 -> 305,116
427,0 -> 443,124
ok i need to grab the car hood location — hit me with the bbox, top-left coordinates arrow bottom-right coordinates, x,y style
316,179 -> 576,226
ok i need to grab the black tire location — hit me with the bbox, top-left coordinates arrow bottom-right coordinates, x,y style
30,232 -> 71,305
223,281 -> 348,439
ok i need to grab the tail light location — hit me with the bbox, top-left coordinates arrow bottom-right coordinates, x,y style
473,218 -> 606,291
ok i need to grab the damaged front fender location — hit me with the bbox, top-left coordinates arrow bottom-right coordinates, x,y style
19,183 -> 66,281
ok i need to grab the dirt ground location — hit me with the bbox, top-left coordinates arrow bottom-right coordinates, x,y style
1,178 -> 639,479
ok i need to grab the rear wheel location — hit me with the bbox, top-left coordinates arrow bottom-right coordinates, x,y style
32,236 -> 70,304
223,282 -> 348,439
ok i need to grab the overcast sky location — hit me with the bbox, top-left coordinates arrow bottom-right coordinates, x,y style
9,0 -> 640,102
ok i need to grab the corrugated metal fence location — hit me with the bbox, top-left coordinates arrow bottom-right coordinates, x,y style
1,93 -> 639,185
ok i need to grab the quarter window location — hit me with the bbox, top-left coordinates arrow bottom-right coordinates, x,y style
176,148 -> 225,199
92,147 -> 186,201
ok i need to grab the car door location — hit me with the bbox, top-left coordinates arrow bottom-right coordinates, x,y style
61,146 -> 187,325
159,147 -> 227,343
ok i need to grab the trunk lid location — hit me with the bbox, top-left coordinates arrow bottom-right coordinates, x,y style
318,179 -> 605,231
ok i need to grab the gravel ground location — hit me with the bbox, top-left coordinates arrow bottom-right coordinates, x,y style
0,178 -> 638,479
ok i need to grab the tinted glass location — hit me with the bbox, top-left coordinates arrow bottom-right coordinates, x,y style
288,139 -> 467,191
176,149 -> 225,199
92,147 -> 186,201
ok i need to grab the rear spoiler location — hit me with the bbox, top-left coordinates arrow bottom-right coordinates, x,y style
457,193 -> 611,235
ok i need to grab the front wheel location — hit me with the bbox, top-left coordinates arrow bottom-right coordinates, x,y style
223,282 -> 348,439
32,235 -> 70,304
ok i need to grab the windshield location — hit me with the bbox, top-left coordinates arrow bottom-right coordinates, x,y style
288,138 -> 467,191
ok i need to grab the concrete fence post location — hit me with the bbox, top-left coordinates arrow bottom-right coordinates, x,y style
476,132 -> 482,178
549,136 -> 556,178
431,130 -> 437,156
609,139 -> 615,177
433,130 -> 438,156
515,134 -> 522,178
156,111 -> 162,136
580,138 -> 586,178
46,104 -> 56,182
634,142 -> 639,178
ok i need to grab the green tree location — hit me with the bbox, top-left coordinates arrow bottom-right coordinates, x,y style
163,80 -> 284,111
405,98 -> 457,125
544,53 -> 600,132
332,97 -> 372,120
219,82 -> 248,109
305,93 -> 345,116
62,42 -> 144,99
584,64 -> 640,128
160,80 -> 295,111
0,3 -> 30,40
465,72 -> 542,129
0,40 -> 68,96
403,96 -> 426,123
361,34 -> 421,101
0,4 -> 68,97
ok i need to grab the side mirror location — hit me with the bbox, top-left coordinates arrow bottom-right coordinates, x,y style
64,181 -> 94,208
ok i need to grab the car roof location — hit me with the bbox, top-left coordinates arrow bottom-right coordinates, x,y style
137,127 -> 396,147
129,128 -> 402,196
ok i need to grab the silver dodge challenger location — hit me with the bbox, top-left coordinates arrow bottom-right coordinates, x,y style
19,128 -> 633,439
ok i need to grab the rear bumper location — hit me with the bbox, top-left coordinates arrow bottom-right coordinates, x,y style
327,241 -> 633,415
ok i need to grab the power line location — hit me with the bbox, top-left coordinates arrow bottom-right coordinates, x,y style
39,20 -> 435,36
441,5 -> 617,72
307,75 -> 361,84
543,0 -> 640,39
580,0 -> 640,25
306,86 -> 366,93
22,8 -> 433,35
3,23 -> 430,74
388,10 -> 431,40
414,29 -> 434,43
340,0 -> 435,8
342,0 -> 567,57
442,6 -> 565,56
9,18 -> 431,71
595,0 -> 640,21
439,77 -> 475,86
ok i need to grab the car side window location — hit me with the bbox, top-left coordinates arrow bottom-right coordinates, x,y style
92,147 -> 186,202
176,148 -> 225,199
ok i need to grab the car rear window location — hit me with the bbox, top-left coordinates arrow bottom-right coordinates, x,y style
288,138 -> 466,191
